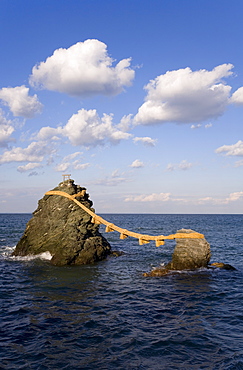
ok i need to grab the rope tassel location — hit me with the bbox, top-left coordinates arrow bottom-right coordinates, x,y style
120,233 -> 128,239
139,238 -> 150,245
91,217 -> 101,225
155,239 -> 165,247
105,223 -> 115,233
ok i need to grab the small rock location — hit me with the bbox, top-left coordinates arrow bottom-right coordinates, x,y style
166,228 -> 211,270
210,262 -> 237,270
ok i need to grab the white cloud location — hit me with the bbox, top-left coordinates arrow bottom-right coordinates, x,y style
117,114 -> 133,131
111,169 -> 119,178
17,162 -> 43,173
133,136 -> 157,146
93,169 -> 129,186
191,124 -> 201,129
0,141 -> 55,164
178,160 -> 193,170
0,109 -> 15,147
230,87 -> 243,105
63,151 -> 83,161
166,160 -> 193,171
0,85 -> 42,118
73,161 -> 90,170
29,39 -> 135,97
125,192 -> 171,202
38,109 -> 132,147
55,162 -> 70,172
215,140 -> 243,156
55,151 -> 89,172
134,64 -> 234,125
130,159 -> 144,168
226,191 -> 243,202
166,163 -> 175,172
198,192 -> 243,205
205,123 -> 213,128
37,126 -> 63,141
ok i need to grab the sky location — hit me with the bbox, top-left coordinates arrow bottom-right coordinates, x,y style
0,0 -> 243,214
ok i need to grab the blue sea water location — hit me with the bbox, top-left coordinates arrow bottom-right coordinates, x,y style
0,213 -> 243,370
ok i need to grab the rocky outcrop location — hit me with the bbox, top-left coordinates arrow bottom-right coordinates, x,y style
144,229 -> 211,277
12,179 -> 111,265
166,228 -> 211,270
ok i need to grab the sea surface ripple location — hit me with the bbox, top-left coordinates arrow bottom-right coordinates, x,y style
0,213 -> 242,369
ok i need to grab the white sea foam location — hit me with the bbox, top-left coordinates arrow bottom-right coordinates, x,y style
0,246 -> 52,261
11,251 -> 53,261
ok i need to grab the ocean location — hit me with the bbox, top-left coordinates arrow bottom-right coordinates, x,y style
0,213 -> 242,369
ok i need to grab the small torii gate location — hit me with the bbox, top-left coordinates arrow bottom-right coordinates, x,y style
62,174 -> 71,182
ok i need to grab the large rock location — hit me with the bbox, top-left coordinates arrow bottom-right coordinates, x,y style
12,179 -> 111,265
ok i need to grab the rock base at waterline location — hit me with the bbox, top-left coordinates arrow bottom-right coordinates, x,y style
12,179 -> 111,266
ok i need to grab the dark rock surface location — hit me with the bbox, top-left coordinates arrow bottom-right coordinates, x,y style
12,179 -> 111,265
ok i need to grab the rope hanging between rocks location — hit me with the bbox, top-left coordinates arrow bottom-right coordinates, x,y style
45,190 -> 204,247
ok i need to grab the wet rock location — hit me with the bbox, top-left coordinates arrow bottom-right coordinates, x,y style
12,179 -> 111,266
210,262 -> 237,271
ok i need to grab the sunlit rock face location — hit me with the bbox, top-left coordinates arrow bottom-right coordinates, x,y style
12,180 -> 111,266
166,229 -> 211,270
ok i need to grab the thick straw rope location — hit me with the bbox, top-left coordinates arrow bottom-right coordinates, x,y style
45,190 -> 204,246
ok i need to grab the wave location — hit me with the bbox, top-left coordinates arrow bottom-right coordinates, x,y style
0,246 -> 52,261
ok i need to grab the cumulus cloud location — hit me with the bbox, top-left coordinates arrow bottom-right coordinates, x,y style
215,140 -> 243,156
166,160 -> 193,171
130,159 -> 144,168
0,109 -> 15,147
230,87 -> 243,105
0,85 -> 42,118
133,136 -> 157,146
125,192 -> 171,202
37,126 -> 63,141
0,141 -> 55,164
38,108 -> 132,147
17,162 -> 43,173
117,114 -> 133,132
134,64 -> 234,125
29,39 -> 135,97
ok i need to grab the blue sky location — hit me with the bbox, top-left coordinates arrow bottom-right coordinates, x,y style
0,0 -> 243,213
